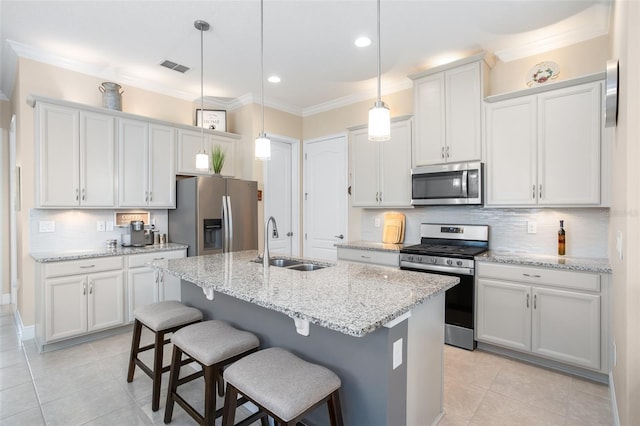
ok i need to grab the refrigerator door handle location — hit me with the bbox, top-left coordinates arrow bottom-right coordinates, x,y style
222,195 -> 229,252
226,196 -> 233,252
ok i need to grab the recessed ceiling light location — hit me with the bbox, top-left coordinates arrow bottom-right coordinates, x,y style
354,37 -> 371,47
268,75 -> 281,83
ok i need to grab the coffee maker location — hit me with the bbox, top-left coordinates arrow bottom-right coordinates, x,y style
125,220 -> 146,247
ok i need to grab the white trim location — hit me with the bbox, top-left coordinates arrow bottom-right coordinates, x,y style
15,309 -> 35,341
383,312 -> 411,329
609,372 -> 620,426
1,294 -> 10,305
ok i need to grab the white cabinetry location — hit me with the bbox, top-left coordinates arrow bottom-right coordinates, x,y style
485,80 -> 602,206
176,128 -> 236,177
118,119 -> 175,208
476,261 -> 607,372
411,59 -> 485,166
351,117 -> 412,207
36,103 -> 116,207
126,250 -> 186,322
337,247 -> 399,268
40,257 -> 125,343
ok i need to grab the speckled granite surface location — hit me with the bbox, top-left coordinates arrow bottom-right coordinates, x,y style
335,240 -> 406,252
30,243 -> 188,263
477,251 -> 611,274
150,250 -> 459,337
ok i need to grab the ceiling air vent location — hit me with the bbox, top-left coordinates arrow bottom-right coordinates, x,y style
160,60 -> 190,73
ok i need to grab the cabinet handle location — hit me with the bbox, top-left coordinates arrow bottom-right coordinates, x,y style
375,192 -> 379,202
522,273 -> 541,278
360,255 -> 371,259
80,265 -> 96,269
82,188 -> 86,201
89,281 -> 93,294
379,192 -> 382,202
532,185 -> 536,199
441,147 -> 445,159
539,185 -> 543,199
534,294 -> 537,309
76,188 -> 79,201
526,293 -> 529,308
152,257 -> 165,261
83,283 -> 87,295
149,191 -> 153,202
446,146 -> 450,158
145,191 -> 149,202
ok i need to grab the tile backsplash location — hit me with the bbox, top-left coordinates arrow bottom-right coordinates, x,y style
29,209 -> 169,252
361,206 -> 609,258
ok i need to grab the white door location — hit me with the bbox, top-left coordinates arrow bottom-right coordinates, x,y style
265,136 -> 300,256
303,134 -> 348,261
127,268 -> 158,322
80,111 -> 116,207
445,61 -> 482,163
45,276 -> 87,341
380,119 -> 412,207
351,128 -> 380,207
118,119 -> 149,207
148,124 -> 175,208
9,115 -> 17,304
413,73 -> 445,166
87,271 -> 125,332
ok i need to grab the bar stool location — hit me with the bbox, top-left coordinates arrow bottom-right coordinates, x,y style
222,347 -> 344,426
164,320 -> 264,426
127,301 -> 203,412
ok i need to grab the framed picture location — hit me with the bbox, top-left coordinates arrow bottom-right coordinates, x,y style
196,109 -> 227,132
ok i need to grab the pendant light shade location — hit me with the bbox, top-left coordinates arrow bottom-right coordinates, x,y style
195,20 -> 210,170
368,0 -> 391,141
255,0 -> 271,160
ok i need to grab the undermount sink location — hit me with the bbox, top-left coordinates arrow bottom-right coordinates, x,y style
253,256 -> 331,271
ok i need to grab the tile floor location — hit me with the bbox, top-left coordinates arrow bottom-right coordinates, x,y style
1,304 -> 613,425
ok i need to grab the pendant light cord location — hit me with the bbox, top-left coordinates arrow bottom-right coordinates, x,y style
260,0 -> 265,136
376,0 -> 381,102
200,24 -> 205,148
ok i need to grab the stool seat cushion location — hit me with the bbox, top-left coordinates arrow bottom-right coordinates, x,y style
224,347 -> 341,422
172,320 -> 259,366
134,301 -> 202,331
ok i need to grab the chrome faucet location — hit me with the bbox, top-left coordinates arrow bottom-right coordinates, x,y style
264,216 -> 279,274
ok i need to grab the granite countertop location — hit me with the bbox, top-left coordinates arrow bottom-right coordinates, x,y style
476,251 -> 612,274
335,240 -> 409,252
150,250 -> 459,337
30,243 -> 188,263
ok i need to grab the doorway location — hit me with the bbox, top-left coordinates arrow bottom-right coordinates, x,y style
9,115 -> 18,305
303,133 -> 348,261
263,134 -> 300,257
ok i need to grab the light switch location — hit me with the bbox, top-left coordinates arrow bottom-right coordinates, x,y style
374,218 -> 381,228
106,221 -> 114,231
97,221 -> 106,232
39,221 -> 55,233
392,338 -> 403,370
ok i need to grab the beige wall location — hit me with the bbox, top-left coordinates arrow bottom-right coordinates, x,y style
1,99 -> 10,299
610,1 -> 640,424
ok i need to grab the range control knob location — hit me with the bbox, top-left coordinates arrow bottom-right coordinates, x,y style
416,256 -> 423,263
446,259 -> 453,266
456,260 -> 463,266
407,255 -> 414,262
431,258 -> 437,264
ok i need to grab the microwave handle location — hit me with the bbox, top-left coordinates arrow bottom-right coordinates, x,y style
461,170 -> 468,197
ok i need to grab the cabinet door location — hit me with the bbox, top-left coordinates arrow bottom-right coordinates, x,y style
160,271 -> 181,302
485,96 -> 538,206
380,119 -> 412,207
177,129 -> 211,175
127,267 -> 159,322
531,287 -> 600,370
537,82 -> 601,205
37,103 -> 80,207
210,135 -> 235,177
445,61 -> 482,163
87,270 -> 125,332
45,276 -> 87,341
413,73 -> 446,166
118,119 -> 149,207
148,124 -> 176,208
476,278 -> 531,351
351,128 -> 381,207
80,111 -> 116,207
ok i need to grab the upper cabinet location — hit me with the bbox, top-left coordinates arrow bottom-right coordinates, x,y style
411,57 -> 488,166
36,103 -> 116,207
176,128 -> 237,177
351,117 -> 413,208
485,80 -> 603,206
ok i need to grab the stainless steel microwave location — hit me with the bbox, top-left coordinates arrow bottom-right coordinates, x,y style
411,162 -> 483,205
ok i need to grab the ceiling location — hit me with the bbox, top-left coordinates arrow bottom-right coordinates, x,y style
0,0 -> 612,116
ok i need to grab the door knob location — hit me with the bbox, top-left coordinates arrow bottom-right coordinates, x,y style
334,234 -> 344,239
286,232 -> 293,237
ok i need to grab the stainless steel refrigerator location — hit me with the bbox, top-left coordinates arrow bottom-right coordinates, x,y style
168,176 -> 258,257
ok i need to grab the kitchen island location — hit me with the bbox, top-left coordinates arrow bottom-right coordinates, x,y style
151,250 -> 459,425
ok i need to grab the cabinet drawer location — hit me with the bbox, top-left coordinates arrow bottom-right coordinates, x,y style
128,250 -> 186,268
477,262 -> 600,292
44,256 -> 123,278
337,248 -> 399,267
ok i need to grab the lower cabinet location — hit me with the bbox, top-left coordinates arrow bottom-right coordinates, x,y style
476,261 -> 606,372
127,250 -> 186,322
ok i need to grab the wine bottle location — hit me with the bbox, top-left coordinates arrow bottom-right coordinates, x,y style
558,220 -> 566,256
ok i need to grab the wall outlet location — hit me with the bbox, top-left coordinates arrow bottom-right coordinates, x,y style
392,338 -> 403,370
96,221 -> 106,232
527,221 -> 537,234
374,218 -> 381,228
106,221 -> 114,231
39,221 -> 55,233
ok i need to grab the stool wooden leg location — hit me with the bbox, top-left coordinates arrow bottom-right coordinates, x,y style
152,330 -> 165,412
127,320 -> 143,383
222,383 -> 239,426
204,365 -> 218,426
217,372 -> 225,397
328,390 -> 344,426
164,345 -> 182,424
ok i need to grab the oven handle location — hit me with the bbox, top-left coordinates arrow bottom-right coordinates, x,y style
400,262 -> 474,276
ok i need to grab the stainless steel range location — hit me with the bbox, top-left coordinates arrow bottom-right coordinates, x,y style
400,223 -> 489,350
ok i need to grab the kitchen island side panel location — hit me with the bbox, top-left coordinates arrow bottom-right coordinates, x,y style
181,281 -> 408,426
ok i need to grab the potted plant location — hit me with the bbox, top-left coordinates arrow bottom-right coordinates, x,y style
211,145 -> 225,175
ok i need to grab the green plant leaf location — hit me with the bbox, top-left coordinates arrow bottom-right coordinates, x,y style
211,145 -> 226,174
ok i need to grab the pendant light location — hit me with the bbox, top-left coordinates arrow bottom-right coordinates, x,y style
195,20 -> 210,170
255,0 -> 271,160
368,0 -> 390,141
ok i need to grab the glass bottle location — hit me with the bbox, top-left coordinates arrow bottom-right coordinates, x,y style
558,220 -> 566,256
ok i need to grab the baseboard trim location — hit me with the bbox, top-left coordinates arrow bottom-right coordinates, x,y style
609,372 -> 620,426
1,293 -> 10,304
15,309 -> 35,341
